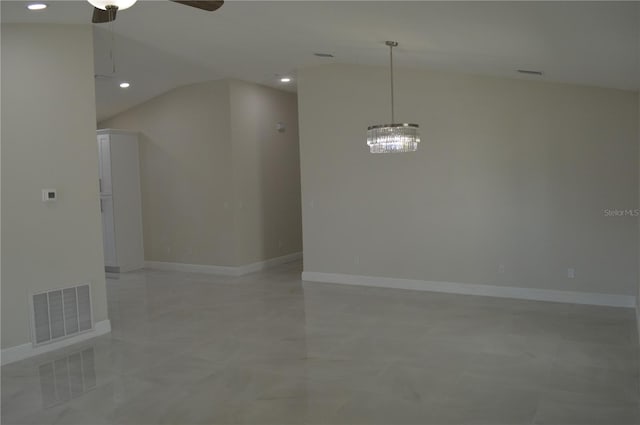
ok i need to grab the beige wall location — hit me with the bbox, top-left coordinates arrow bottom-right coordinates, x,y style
1,24 -> 108,349
299,64 -> 638,296
100,79 -> 302,266
100,81 -> 236,265
230,80 -> 302,265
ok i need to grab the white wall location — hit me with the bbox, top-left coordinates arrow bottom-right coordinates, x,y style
299,64 -> 638,297
230,80 -> 302,265
100,79 -> 302,267
1,24 -> 108,349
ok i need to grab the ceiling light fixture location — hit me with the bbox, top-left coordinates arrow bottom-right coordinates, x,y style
367,41 -> 420,153
87,0 -> 137,11
280,77 -> 292,83
119,82 -> 130,88
26,3 -> 47,10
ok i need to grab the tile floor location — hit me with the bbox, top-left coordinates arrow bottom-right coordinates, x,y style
2,261 -> 639,424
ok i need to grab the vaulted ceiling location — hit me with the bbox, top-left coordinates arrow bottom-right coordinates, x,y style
3,1 -> 639,121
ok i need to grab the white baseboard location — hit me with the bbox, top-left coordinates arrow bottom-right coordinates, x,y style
145,252 -> 302,277
118,263 -> 144,273
302,272 -> 636,308
1,320 -> 111,366
237,252 -> 303,275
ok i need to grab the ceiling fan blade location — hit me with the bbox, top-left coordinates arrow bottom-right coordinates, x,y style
92,7 -> 117,23
171,1 -> 224,12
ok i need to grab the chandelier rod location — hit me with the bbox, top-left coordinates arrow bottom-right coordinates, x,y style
108,6 -> 118,74
390,43 -> 394,123
386,41 -> 398,124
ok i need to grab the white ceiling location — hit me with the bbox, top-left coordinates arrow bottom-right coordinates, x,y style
3,1 -> 640,121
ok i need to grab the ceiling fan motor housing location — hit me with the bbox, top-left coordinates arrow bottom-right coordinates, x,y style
88,0 -> 137,11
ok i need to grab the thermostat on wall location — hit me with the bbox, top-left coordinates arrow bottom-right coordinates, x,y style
42,189 -> 57,202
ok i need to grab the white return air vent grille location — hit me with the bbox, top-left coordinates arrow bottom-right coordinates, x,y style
31,285 -> 93,346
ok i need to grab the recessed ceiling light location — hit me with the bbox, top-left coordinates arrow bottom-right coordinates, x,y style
280,77 -> 292,83
27,3 -> 47,10
119,82 -> 130,88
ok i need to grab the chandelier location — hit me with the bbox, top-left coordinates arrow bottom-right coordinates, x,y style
367,41 -> 420,153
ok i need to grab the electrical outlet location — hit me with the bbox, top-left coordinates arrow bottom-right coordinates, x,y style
42,189 -> 57,202
354,255 -> 360,265
278,240 -> 283,248
498,264 -> 505,274
568,268 -> 575,279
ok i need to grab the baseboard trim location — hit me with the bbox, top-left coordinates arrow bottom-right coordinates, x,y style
145,261 -> 239,276
145,252 -> 303,277
302,271 -> 636,308
1,320 -> 111,366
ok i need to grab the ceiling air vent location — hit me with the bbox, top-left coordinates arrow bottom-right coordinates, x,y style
31,284 -> 93,346
517,69 -> 544,76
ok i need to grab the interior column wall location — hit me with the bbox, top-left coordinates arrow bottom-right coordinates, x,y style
1,24 -> 108,349
229,80 -> 302,266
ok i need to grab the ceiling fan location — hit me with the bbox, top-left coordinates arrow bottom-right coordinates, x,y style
89,0 -> 224,24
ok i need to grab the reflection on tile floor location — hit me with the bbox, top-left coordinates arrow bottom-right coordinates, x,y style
38,348 -> 97,408
2,261 -> 639,424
